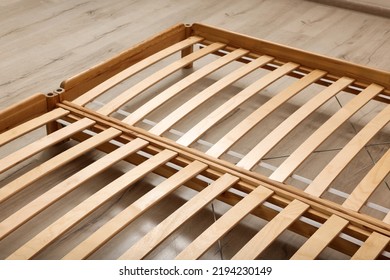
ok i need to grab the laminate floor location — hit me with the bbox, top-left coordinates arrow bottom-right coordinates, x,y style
0,0 -> 389,259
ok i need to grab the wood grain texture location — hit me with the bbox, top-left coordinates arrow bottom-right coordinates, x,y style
237,77 -> 353,170
1,0 -> 390,261
0,127 -> 121,204
305,104 -> 390,197
0,137 -> 148,242
206,69 -> 326,158
0,118 -> 95,174
72,36 -> 203,106
290,215 -> 349,260
2,0 -> 390,111
63,160 -> 207,260
351,232 -> 389,260
6,149 -> 176,260
343,148 -> 390,211
176,186 -> 273,259
97,42 -> 225,116
383,211 -> 390,224
269,83 -> 383,182
149,55 -> 273,136
177,62 -> 298,146
123,48 -> 249,125
0,94 -> 48,133
118,173 -> 239,260
0,108 -> 69,147
232,199 -> 309,260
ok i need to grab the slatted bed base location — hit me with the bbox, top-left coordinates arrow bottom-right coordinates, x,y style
0,23 -> 389,260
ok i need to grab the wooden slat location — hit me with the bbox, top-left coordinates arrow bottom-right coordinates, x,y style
232,199 -> 308,260
63,160 -> 207,260
192,23 -> 390,90
290,215 -> 349,260
0,108 -> 69,147
383,211 -> 390,224
176,186 -> 273,260
177,62 -> 299,147
0,127 -> 122,204
149,55 -> 274,136
7,149 -> 176,260
118,173 -> 239,260
343,144 -> 390,211
97,42 -> 225,116
0,118 -> 95,174
0,93 -> 47,134
269,83 -> 384,182
351,232 -> 389,260
206,69 -> 326,158
123,48 -> 249,125
305,104 -> 390,197
72,36 -> 203,106
237,77 -> 354,170
0,138 -> 148,242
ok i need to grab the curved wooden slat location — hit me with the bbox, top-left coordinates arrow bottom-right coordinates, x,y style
383,211 -> 390,224
123,49 -> 249,125
97,42 -> 225,116
0,138 -> 148,242
206,70 -> 326,158
176,186 -> 273,260
149,55 -> 274,136
0,108 -> 69,147
0,118 -> 95,174
232,199 -> 308,260
351,232 -> 389,260
237,77 -> 354,170
6,149 -> 176,260
290,215 -> 348,260
0,127 -> 122,204
72,36 -> 203,106
269,83 -> 384,182
305,104 -> 390,197
63,160 -> 207,260
177,62 -> 299,147
118,173 -> 239,260
343,146 -> 390,211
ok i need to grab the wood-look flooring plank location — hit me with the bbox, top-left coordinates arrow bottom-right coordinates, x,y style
97,42 -> 225,116
206,69 -> 326,158
0,127 -> 122,204
63,160 -> 207,259
149,55 -> 274,136
72,36 -> 203,106
351,232 -> 389,260
0,108 -> 69,147
123,48 -> 249,125
237,77 -> 354,170
269,83 -> 384,182
175,186 -> 273,260
290,215 -> 349,260
118,173 -> 239,260
232,199 -> 309,260
0,138 -> 148,242
305,104 -> 390,197
0,118 -> 95,174
177,62 -> 299,147
6,149 -> 176,260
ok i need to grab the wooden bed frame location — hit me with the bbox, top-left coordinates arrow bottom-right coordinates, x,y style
0,23 -> 389,260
